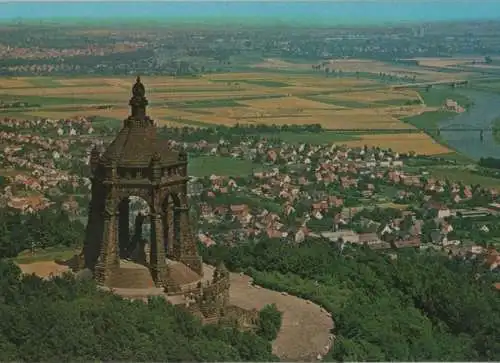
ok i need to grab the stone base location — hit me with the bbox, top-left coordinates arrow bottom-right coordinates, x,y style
92,258 -> 204,294
179,255 -> 203,276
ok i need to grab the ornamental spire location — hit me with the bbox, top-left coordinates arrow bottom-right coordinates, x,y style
129,76 -> 148,120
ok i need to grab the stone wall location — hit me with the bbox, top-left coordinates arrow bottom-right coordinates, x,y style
183,274 -> 230,321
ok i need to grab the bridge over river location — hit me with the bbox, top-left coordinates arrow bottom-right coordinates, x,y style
338,90 -> 500,160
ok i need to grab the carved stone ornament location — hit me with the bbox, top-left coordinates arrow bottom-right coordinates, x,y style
152,152 -> 161,162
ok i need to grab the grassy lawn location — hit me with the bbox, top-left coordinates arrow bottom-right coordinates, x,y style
376,202 -> 409,210
427,166 -> 500,188
419,88 -> 471,108
14,246 -> 80,264
27,77 -> 62,88
92,116 -> 122,129
402,110 -> 454,130
188,155 -> 264,177
437,152 -> 475,164
492,117 -> 500,144
375,98 -> 420,106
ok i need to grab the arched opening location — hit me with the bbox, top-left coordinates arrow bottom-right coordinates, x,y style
117,195 -> 151,264
162,193 -> 181,259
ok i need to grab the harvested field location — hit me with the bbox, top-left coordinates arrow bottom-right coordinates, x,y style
240,96 -> 337,110
291,77 -> 376,87
155,90 -> 281,101
163,106 -> 418,129
0,86 -> 125,96
56,78 -> 114,86
251,58 -> 314,71
344,133 -> 450,154
0,71 -> 435,130
0,78 -> 33,88
410,57 -> 482,68
469,64 -> 500,70
331,90 -> 415,102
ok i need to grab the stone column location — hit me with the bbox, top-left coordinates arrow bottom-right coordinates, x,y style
94,202 -> 119,286
178,200 -> 203,275
150,212 -> 168,287
83,181 -> 105,270
165,199 -> 176,258
118,197 -> 129,258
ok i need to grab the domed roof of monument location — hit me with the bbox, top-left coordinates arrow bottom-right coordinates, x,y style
100,77 -> 182,168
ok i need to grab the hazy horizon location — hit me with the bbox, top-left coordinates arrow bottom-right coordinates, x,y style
1,0 -> 499,25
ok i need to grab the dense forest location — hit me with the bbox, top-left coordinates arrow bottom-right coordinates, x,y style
202,239 -> 500,361
0,208 -> 85,258
1,197 -> 499,361
0,211 -> 282,361
0,261 -> 279,362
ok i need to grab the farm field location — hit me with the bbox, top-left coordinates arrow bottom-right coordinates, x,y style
409,57 -> 483,68
253,58 -> 474,81
344,133 -> 451,155
0,72 -> 423,129
0,66 -> 470,154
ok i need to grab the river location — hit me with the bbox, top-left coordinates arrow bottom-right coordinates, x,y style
439,90 -> 500,161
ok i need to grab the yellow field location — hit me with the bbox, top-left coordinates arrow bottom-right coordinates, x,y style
410,57 -> 482,68
0,72 -> 432,129
330,90 -> 416,102
0,86 -> 125,97
0,68 -> 465,153
239,96 -> 338,110
344,133 -> 450,155
0,78 -> 34,88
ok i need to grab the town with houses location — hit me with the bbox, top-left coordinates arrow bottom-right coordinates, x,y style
1,116 -> 499,276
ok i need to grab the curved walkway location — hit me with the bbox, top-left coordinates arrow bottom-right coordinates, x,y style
227,270 -> 334,361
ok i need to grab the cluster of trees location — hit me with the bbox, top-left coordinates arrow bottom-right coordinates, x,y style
257,304 -> 283,342
158,123 -> 323,145
0,261 -> 279,362
201,239 -> 500,361
478,157 -> 500,170
0,208 -> 85,258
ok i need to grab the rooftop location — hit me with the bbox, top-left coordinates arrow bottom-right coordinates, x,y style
100,77 -> 182,168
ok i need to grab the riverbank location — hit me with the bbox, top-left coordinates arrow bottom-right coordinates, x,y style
492,117 -> 500,144
435,89 -> 500,161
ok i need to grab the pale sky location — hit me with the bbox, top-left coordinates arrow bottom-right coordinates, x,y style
0,0 -> 484,2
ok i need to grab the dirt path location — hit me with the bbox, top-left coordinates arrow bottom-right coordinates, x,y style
228,271 -> 334,361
